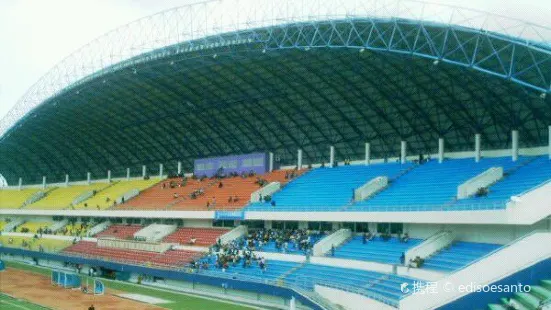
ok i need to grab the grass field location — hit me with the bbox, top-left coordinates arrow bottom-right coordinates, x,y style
3,261 -> 255,310
0,293 -> 51,310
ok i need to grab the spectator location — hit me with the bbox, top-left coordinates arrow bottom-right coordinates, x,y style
331,244 -> 335,256
218,181 -> 223,188
88,304 -> 95,310
400,252 -> 405,265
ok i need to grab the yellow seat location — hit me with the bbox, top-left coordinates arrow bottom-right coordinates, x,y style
0,188 -> 43,208
75,178 -> 160,210
25,183 -> 110,210
0,235 -> 71,252
18,221 -> 52,233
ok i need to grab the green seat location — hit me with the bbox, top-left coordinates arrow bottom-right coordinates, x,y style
531,286 -> 551,301
488,304 -> 507,310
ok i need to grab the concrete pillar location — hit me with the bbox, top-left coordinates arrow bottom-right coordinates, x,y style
297,149 -> 303,169
87,172 -> 91,184
65,174 -> 69,187
264,220 -> 272,229
42,176 -> 46,189
329,145 -> 335,168
512,130 -> 519,162
142,165 -> 147,178
269,152 -> 274,172
177,161 -> 182,175
365,142 -> 371,165
126,168 -> 130,180
400,140 -> 407,164
107,170 -> 112,183
438,138 -> 445,164
159,163 -> 164,178
548,126 -> 551,160
475,133 -> 482,163
18,177 -> 22,190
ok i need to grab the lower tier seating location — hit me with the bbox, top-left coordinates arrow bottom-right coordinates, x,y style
423,241 -> 502,272
0,236 -> 71,252
163,227 -> 229,246
488,279 -> 551,310
198,255 -> 299,282
64,241 -> 200,267
285,263 -> 419,306
332,236 -> 421,264
94,224 -> 143,240
18,221 -> 52,234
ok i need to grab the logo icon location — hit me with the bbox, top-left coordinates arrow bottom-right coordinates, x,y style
401,283 -> 410,294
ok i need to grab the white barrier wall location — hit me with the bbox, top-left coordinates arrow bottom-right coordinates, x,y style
507,180 -> 551,224
134,224 -> 177,242
49,219 -> 69,233
116,189 -> 140,204
354,176 -> 388,201
88,221 -> 111,236
400,232 -> 551,310
312,228 -> 351,256
405,231 -> 454,264
457,167 -> 503,199
315,285 -> 395,310
97,237 -> 173,253
71,190 -> 95,206
219,225 -> 247,245
250,182 -> 281,203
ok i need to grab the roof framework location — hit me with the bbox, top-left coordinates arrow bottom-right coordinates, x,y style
1,0 -> 551,184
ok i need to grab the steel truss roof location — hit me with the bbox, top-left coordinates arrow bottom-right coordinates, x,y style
1,2 -> 551,184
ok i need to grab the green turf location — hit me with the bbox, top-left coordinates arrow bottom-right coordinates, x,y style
0,293 -> 51,310
4,261 -> 254,310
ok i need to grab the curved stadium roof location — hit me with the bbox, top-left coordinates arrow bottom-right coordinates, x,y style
1,0 -> 551,185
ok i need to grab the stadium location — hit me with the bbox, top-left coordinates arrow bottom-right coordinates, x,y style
0,0 -> 551,309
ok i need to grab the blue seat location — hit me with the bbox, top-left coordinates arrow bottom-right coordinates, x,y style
422,241 -> 501,272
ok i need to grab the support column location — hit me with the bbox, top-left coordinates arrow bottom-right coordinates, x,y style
107,170 -> 112,183
512,130 -> 519,162
142,165 -> 147,178
297,149 -> 303,169
87,172 -> 91,184
475,133 -> 482,163
438,138 -> 445,164
329,145 -> 335,168
42,176 -> 46,190
400,140 -> 407,164
126,168 -> 130,180
18,177 -> 22,190
177,161 -> 182,175
365,142 -> 371,166
65,174 -> 69,187
159,163 -> 164,178
269,152 -> 274,172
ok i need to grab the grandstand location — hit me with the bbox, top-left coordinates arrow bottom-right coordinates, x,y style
73,179 -> 160,210
0,188 -> 44,209
25,183 -> 110,210
0,0 -> 551,309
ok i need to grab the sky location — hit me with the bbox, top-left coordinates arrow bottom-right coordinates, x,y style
0,0 -> 550,123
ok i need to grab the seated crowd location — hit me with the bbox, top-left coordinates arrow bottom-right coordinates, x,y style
246,228 -> 322,254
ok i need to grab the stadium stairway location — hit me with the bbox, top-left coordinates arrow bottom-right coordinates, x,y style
332,236 -> 422,264
283,263 -> 419,307
354,156 -> 527,212
422,241 -> 502,272
246,163 -> 412,211
488,279 -> 551,310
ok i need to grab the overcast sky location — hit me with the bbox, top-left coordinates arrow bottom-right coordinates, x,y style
0,0 -> 550,123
